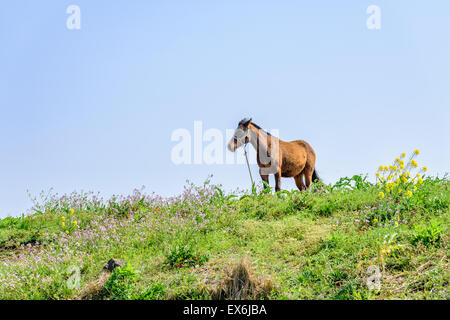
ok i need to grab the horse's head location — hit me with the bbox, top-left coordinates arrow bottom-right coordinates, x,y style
227,118 -> 252,152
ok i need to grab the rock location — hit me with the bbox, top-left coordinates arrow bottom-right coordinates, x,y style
103,258 -> 125,272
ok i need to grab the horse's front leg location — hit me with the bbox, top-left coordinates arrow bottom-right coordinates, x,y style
260,174 -> 269,189
275,169 -> 281,192
259,168 -> 269,189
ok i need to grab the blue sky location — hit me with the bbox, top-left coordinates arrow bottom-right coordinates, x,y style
1,1 -> 449,217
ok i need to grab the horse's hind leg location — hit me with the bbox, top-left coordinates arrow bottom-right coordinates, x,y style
303,166 -> 314,190
294,173 -> 306,191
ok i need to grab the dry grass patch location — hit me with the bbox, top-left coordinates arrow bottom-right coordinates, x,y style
211,257 -> 274,300
76,270 -> 111,300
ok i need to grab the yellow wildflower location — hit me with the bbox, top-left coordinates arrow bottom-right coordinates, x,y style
378,192 -> 385,199
73,220 -> 77,225
373,218 -> 378,224
61,222 -> 65,227
401,153 -> 406,158
418,178 -> 423,184
69,209 -> 74,215
395,221 -> 399,227
61,216 -> 65,221
414,149 -> 420,155
422,166 -> 427,172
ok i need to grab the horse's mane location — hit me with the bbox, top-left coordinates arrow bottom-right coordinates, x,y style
239,118 -> 272,136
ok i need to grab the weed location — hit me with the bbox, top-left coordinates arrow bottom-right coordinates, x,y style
103,264 -> 137,300
137,283 -> 166,300
410,220 -> 444,247
164,244 -> 209,268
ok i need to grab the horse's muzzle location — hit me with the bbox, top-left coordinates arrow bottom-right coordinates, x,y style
227,140 -> 238,152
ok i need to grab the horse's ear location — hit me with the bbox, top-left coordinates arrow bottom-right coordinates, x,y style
244,118 -> 252,127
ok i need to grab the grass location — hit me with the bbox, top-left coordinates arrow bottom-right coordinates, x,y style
0,173 -> 448,300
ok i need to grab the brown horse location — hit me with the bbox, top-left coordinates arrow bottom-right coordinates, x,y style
227,118 -> 319,192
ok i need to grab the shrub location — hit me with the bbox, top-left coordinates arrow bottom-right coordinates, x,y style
104,264 -> 137,300
331,174 -> 371,191
164,244 -> 209,268
410,220 -> 444,247
359,149 -> 433,227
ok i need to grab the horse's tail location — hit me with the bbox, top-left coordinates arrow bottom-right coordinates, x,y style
312,169 -> 320,183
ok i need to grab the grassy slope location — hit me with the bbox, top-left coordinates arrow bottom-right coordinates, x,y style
0,176 -> 448,300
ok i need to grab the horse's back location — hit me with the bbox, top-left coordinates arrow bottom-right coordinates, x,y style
286,139 -> 316,165
289,140 -> 315,153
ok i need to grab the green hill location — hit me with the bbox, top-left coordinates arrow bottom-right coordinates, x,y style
0,170 -> 448,300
